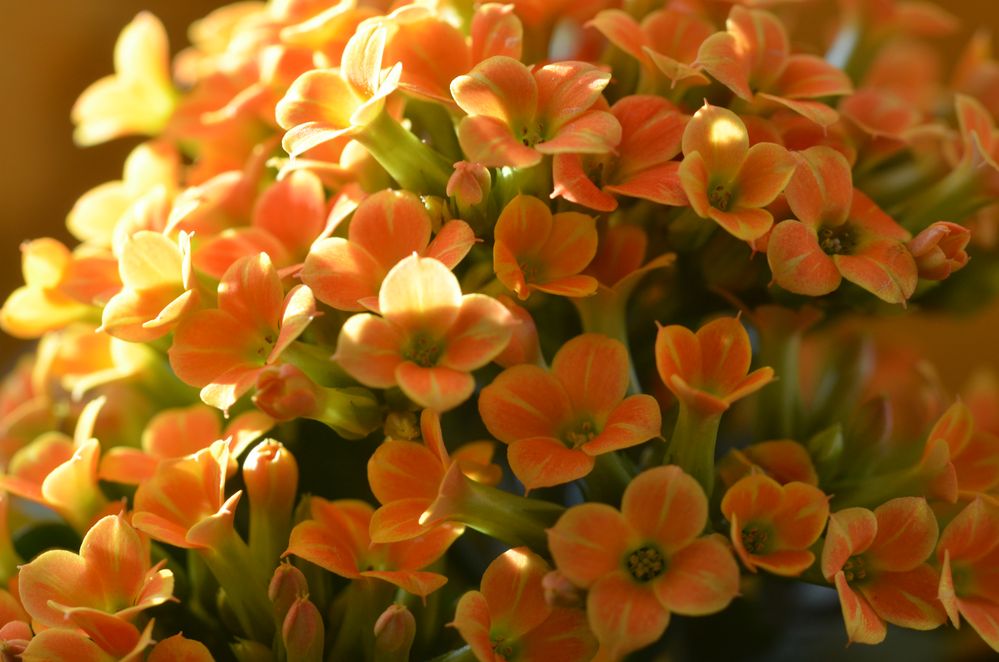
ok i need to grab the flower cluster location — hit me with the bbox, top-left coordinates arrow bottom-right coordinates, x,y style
0,0 -> 997,660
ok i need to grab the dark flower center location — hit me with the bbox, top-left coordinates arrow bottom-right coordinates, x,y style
627,545 -> 666,583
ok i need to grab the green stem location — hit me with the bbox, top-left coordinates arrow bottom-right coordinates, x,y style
896,166 -> 982,233
666,405 -> 721,498
356,110 -> 452,195
427,646 -> 479,662
756,333 -> 801,440
582,451 -> 635,506
328,579 -> 394,662
199,528 -> 275,643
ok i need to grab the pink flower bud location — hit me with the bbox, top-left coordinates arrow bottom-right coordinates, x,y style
908,221 -> 971,280
446,161 -> 491,207
253,365 -> 321,421
244,440 -> 299,522
268,562 -> 309,625
282,597 -> 324,662
374,604 -> 416,660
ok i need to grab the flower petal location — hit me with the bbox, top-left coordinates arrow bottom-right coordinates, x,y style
334,314 -> 404,389
867,497 -> 938,573
587,572 -> 669,660
439,294 -> 514,372
480,547 -> 552,636
653,534 -> 739,616
548,504 -> 631,588
821,508 -> 878,580
583,395 -> 662,456
767,220 -> 841,296
479,366 -> 570,443
835,571 -> 887,644
379,255 -> 462,334
622,466 -> 707,553
552,334 -> 629,417
507,437 -> 595,490
859,564 -> 946,631
395,363 -> 475,412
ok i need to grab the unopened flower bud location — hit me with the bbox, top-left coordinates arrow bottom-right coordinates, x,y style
447,161 -> 491,207
373,604 -> 415,662
245,440 -> 298,577
283,597 -> 324,662
253,364 -> 321,421
268,562 -> 309,626
542,570 -> 584,609
908,221 -> 971,280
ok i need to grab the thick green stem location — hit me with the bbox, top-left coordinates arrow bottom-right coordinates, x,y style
328,579 -> 394,662
356,110 -> 452,195
666,405 -> 721,498
582,451 -> 636,505
897,166 -> 984,232
199,528 -> 275,643
756,334 -> 801,440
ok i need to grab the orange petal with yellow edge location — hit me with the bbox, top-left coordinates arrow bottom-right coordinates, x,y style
536,211 -> 598,280
425,220 -> 476,270
721,474 -> 782,524
622,466 -> 706,553
767,220 -> 841,296
750,549 -> 816,577
682,105 -> 749,179
368,441 -> 442,504
547,503 -> 631,588
735,143 -> 795,209
457,115 -> 542,168
286,520 -> 362,579
385,14 -> 470,104
439,294 -> 513,372
708,206 -> 774,242
654,534 -> 739,615
770,482 -> 829,549
495,195 -> 552,255
383,521 -> 463,571
17,550 -> 100,628
277,70 -> 360,156
552,334 -> 629,416
369,498 -> 434,543
535,111 -> 621,155
583,394 -> 662,456
470,3 -> 523,62
834,241 -> 917,304
785,146 -> 853,228
302,238 -> 383,311
535,275 -> 599,298
552,154 -> 618,212
481,547 -> 552,635
217,254 -> 283,334
395,363 -> 475,412
956,597 -> 999,652
859,564 -> 946,631
759,94 -> 841,128
479,365 -> 570,443
655,324 -> 701,392
517,606 -> 597,661
535,62 -> 610,128
834,572 -> 887,644
587,571 -> 669,658
867,497 -> 938,573
777,54 -> 852,99
938,497 -> 999,563
696,317 -> 752,397
334,314 -> 404,389
168,310 -> 261,388
268,284 -> 316,364
21,627 -> 125,662
606,162 -> 686,207
507,437 -> 595,490
361,570 -> 447,598
253,171 -> 326,257
822,508 -> 878,580
452,55 -> 537,124
696,33 -> 753,101
379,255 -> 462,334
587,10 -> 649,66
452,591 -> 494,660
350,190 -> 432,271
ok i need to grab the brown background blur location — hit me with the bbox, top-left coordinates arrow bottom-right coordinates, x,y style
0,1 -> 996,392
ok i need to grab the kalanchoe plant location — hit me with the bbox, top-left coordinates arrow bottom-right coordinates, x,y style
0,1 -> 997,660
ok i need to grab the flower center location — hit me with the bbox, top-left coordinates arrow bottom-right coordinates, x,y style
562,418 -> 598,448
519,122 -> 545,147
403,334 -> 443,368
626,545 -> 666,583
709,184 -> 732,211
491,633 -> 516,659
842,555 -> 868,583
819,225 -> 855,255
740,524 -> 771,555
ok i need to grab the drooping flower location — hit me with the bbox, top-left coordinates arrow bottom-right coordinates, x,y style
479,333 -> 662,490
168,253 -> 316,413
678,104 -> 796,241
820,497 -> 946,645
451,56 -> 620,168
17,514 -> 174,658
334,254 -> 514,412
452,547 -> 597,662
547,466 -> 740,659
302,189 -> 475,312
721,473 -> 829,576
492,195 -> 598,300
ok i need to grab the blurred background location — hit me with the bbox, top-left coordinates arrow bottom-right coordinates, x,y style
0,0 -> 996,389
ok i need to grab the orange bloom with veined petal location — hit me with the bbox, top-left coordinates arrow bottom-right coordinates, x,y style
285,497 -> 461,598
718,440 -> 819,489
655,316 -> 774,417
696,6 -> 852,127
820,497 -> 946,645
303,189 -> 475,312
168,253 -> 316,413
276,19 -> 401,157
552,95 -> 689,212
72,12 -> 176,146
547,466 -> 740,659
767,146 -> 917,303
368,409 -> 500,543
721,473 -> 829,576
17,514 -> 174,659
451,56 -> 620,168
478,333 -> 662,491
334,254 -> 514,412
937,497 -> 999,653
678,104 -> 796,241
451,547 -> 596,662
493,195 -> 598,300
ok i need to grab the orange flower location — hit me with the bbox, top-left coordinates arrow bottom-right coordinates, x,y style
927,401 -> 999,499
451,56 -> 620,168
17,514 -> 174,658
678,104 -> 796,241
718,440 -> 819,489
937,497 -> 999,653
168,253 -> 317,413
492,195 -> 598,300
552,95 -> 688,212
285,497 -> 461,598
721,473 -> 829,576
368,409 -> 500,542
696,6 -> 852,126
334,254 -> 514,412
655,316 -> 774,418
767,146 -> 917,303
908,221 -> 971,281
100,231 -> 200,342
71,12 -> 176,146
302,189 -> 475,312
820,497 -> 946,645
20,621 -> 154,662
452,547 -> 596,662
479,333 -> 662,490
276,19 -> 401,157
547,466 -> 740,659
